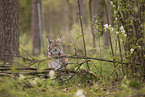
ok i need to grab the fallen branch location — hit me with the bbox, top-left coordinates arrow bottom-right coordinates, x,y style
0,67 -> 53,71
66,56 -> 125,64
0,69 -> 97,78
0,73 -> 13,77
18,55 -> 131,65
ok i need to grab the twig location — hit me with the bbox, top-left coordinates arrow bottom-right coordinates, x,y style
19,47 -> 35,61
117,35 -> 125,76
64,60 -> 91,81
76,60 -> 91,71
77,0 -> 90,70
90,61 -> 103,78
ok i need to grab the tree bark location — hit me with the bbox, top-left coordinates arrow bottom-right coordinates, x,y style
76,0 -> 84,24
89,0 -> 96,48
0,0 -> 19,64
104,1 -> 111,48
66,0 -> 73,31
32,0 -> 42,56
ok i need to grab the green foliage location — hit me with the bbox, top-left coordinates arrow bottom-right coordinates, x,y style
129,79 -> 141,89
19,0 -> 32,35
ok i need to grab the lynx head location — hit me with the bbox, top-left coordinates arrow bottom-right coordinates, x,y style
48,38 -> 63,57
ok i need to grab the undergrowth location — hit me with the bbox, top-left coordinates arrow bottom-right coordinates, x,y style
0,0 -> 144,96
0,32 -> 145,97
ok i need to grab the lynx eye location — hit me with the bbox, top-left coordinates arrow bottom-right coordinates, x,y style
50,41 -> 54,44
57,45 -> 61,47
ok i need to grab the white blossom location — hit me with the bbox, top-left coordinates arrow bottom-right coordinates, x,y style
110,1 -> 113,5
49,70 -> 55,79
120,26 -> 126,34
122,30 -> 125,34
104,24 -> 109,30
138,46 -> 141,49
116,31 -> 119,34
124,75 -> 127,79
124,34 -> 127,37
75,89 -> 86,97
111,27 -> 114,31
120,26 -> 124,30
112,5 -> 115,8
130,48 -> 134,54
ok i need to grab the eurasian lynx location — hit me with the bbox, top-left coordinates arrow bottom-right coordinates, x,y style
48,38 -> 69,70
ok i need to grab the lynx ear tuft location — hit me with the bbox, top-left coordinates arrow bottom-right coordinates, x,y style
60,35 -> 62,39
48,38 -> 52,44
57,38 -> 61,42
58,35 -> 62,42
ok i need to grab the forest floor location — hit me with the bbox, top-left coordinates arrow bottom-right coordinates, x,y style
0,63 -> 145,97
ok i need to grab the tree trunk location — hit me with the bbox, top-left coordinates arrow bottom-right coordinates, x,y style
104,1 -> 111,48
32,0 -> 43,55
66,0 -> 73,31
0,0 -> 19,64
76,0 -> 84,24
89,0 -> 96,48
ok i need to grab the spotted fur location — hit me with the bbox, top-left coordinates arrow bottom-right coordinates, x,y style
48,38 -> 68,70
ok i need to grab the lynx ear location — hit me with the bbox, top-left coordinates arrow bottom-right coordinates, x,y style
60,35 -> 62,39
48,38 -> 52,44
57,35 -> 62,42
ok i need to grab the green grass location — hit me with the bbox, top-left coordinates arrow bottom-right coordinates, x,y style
1,75 -> 145,97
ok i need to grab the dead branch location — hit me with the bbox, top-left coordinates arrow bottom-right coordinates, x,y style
0,67 -> 54,71
65,56 -> 127,64
18,55 -> 131,65
0,73 -> 13,77
0,68 -> 97,78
